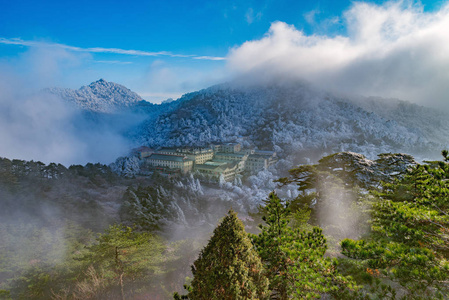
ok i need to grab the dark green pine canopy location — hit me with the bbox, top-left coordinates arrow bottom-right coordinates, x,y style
187,209 -> 269,300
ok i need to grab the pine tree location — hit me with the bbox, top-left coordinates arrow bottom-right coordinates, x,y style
182,209 -> 269,300
251,192 -> 292,298
252,192 -> 357,299
341,152 -> 449,298
79,224 -> 168,299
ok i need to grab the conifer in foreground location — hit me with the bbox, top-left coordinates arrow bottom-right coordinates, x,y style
175,209 -> 269,300
252,192 -> 357,299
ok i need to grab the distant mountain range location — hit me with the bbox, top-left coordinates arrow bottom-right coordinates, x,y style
46,79 -> 449,161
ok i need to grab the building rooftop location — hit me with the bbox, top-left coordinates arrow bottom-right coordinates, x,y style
196,161 -> 238,171
158,148 -> 178,152
204,160 -> 228,166
248,154 -> 274,160
158,147 -> 213,154
133,146 -> 154,152
195,164 -> 222,171
148,153 -> 192,162
215,152 -> 246,158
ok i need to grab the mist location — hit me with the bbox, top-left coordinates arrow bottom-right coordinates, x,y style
0,48 -> 141,166
0,89 -> 134,165
316,180 -> 368,245
227,1 -> 449,109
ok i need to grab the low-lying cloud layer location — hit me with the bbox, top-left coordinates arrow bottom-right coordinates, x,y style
0,88 -> 132,166
0,50 -> 134,166
228,1 -> 449,108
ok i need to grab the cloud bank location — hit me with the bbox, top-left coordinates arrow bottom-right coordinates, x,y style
0,87 -> 132,166
228,1 -> 449,108
0,48 -> 134,166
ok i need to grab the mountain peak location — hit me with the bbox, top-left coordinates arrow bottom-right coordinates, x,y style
46,79 -> 145,113
91,78 -> 108,85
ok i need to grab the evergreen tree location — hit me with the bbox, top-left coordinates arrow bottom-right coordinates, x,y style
252,192 -> 357,299
78,224 -> 169,299
341,152 -> 449,298
178,209 -> 269,300
251,192 -> 292,298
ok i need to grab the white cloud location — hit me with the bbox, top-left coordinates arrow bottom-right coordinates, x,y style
0,37 -> 226,61
0,85 -> 132,166
94,60 -> 133,65
137,60 -> 227,103
304,9 -> 320,25
228,1 -> 449,108
245,7 -> 263,25
0,47 -> 134,165
0,45 -> 90,90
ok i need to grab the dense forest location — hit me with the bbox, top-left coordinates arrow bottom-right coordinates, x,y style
0,151 -> 448,299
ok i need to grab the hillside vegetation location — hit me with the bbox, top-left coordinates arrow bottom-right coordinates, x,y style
1,150 -> 448,299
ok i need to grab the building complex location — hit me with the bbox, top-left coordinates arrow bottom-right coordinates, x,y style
135,143 -> 277,181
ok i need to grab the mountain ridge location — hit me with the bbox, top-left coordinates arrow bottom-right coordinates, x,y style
44,79 -> 449,162
45,79 -> 148,113
134,82 -> 449,161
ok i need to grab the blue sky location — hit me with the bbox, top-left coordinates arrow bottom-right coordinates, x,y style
0,0 -> 447,103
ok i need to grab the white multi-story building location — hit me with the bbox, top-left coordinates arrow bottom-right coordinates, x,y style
245,150 -> 277,173
146,153 -> 193,174
142,143 -> 277,178
195,161 -> 239,182
158,147 -> 214,165
213,152 -> 247,172
212,143 -> 241,153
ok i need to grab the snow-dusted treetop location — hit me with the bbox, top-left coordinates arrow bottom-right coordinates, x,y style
43,79 -> 449,163
135,82 -> 449,160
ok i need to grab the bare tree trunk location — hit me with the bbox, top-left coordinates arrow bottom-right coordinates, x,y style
120,273 -> 125,300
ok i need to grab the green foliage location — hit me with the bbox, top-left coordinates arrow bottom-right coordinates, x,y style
0,222 -> 95,300
185,210 -> 269,300
74,224 -> 172,299
0,157 -> 129,233
0,222 -> 183,300
252,192 -> 358,299
0,289 -> 12,300
288,204 -> 312,231
277,163 -> 370,242
81,224 -> 164,275
251,192 -> 292,298
341,152 -> 449,298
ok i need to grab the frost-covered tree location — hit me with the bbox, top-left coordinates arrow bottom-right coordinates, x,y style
110,155 -> 140,177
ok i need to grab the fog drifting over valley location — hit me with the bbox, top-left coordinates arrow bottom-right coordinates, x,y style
0,69 -> 133,166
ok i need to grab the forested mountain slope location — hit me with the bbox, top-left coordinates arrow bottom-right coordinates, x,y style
135,82 -> 449,160
45,79 -> 449,162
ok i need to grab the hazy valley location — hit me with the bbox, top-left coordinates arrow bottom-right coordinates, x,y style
0,78 -> 448,298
